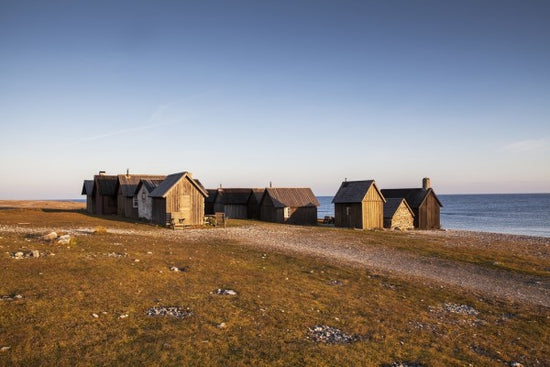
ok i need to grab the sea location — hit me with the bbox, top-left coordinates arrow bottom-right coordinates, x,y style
316,194 -> 550,238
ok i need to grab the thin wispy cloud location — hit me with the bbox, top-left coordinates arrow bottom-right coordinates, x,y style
501,138 -> 549,153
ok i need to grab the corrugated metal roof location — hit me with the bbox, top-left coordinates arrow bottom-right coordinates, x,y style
95,175 -> 118,196
81,180 -> 94,195
383,198 -> 414,219
118,174 -> 166,197
332,180 -> 385,204
149,172 -> 208,198
264,188 -> 319,208
381,188 -> 443,209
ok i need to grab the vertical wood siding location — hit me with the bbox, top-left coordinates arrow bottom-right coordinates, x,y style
151,177 -> 205,226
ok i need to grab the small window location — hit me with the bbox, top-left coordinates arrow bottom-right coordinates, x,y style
284,207 -> 290,219
133,197 -> 138,208
141,191 -> 146,201
345,206 -> 351,216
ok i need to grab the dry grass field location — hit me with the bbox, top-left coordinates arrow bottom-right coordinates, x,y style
0,202 -> 548,366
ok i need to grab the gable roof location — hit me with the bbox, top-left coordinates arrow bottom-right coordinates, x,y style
118,174 -> 166,197
81,180 -> 94,195
217,188 -> 253,205
149,172 -> 208,198
263,188 -> 320,208
136,179 -> 165,194
332,180 -> 385,204
383,198 -> 414,219
381,188 -> 443,209
94,175 -> 118,196
248,188 -> 265,204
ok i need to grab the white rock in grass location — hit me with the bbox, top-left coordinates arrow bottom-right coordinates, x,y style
43,232 -> 58,241
57,235 -> 71,245
0,346 -> 11,352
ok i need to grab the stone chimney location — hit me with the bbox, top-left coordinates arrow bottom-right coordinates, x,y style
422,177 -> 430,190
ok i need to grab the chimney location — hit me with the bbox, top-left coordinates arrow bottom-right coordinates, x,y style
269,181 -> 272,188
99,170 -> 106,176
422,177 -> 430,190
126,168 -> 130,177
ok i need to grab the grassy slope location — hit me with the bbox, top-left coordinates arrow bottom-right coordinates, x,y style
0,209 -> 548,366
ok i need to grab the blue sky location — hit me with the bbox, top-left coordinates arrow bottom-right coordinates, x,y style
1,0 -> 549,198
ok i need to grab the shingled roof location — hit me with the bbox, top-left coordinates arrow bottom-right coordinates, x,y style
263,188 -> 319,208
94,175 -> 118,196
149,172 -> 208,198
383,198 -> 414,219
118,174 -> 166,197
332,180 -> 385,204
381,188 -> 442,209
81,180 -> 94,195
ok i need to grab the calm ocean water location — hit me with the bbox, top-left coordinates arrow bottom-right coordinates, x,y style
316,194 -> 550,238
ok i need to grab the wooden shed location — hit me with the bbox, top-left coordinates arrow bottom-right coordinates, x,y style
247,188 -> 265,220
117,174 -> 166,218
259,188 -> 319,225
381,178 -> 443,230
383,198 -> 414,230
213,188 -> 252,219
149,172 -> 208,226
93,174 -> 118,215
332,180 -> 385,229
81,180 -> 95,214
135,179 -> 165,221
205,189 -> 219,215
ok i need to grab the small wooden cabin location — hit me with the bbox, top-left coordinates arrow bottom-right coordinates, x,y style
149,172 -> 208,226
81,180 -> 95,213
213,188 -> 252,219
247,188 -> 265,220
383,198 -> 414,230
93,174 -> 118,215
259,188 -> 319,225
135,179 -> 165,220
117,174 -> 166,218
381,178 -> 443,230
332,180 -> 385,229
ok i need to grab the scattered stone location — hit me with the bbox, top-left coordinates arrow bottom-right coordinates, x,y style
107,252 -> 127,258
42,232 -> 58,241
170,266 -> 188,272
0,346 -> 11,352
442,303 -> 479,316
92,313 -> 99,318
1,294 -> 23,301
146,306 -> 193,319
213,289 -> 237,296
134,259 -> 140,262
57,235 -> 72,245
509,362 -> 524,367
119,314 -> 129,319
307,325 -> 359,344
10,250 -> 43,259
327,280 -> 343,286
147,251 -> 153,255
217,322 -> 227,329
31,250 -> 40,258
381,362 -> 426,367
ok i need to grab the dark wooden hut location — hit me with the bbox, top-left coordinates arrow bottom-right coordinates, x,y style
381,178 -> 443,230
383,198 -> 414,230
259,188 -> 319,225
247,188 -> 265,219
149,172 -> 208,226
332,180 -> 385,229
81,180 -> 95,214
93,174 -> 118,215
117,174 -> 166,218
205,189 -> 219,215
213,188 -> 252,219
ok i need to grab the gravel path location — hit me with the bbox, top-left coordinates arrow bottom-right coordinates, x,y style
2,223 -> 548,307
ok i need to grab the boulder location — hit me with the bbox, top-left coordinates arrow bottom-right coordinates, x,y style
43,232 -> 58,241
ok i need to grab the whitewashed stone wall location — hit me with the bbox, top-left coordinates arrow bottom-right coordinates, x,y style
137,186 -> 153,220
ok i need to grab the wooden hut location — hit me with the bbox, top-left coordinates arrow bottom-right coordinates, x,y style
332,180 -> 385,229
135,179 -> 165,220
247,188 -> 265,219
381,178 -> 443,230
117,173 -> 166,218
259,188 -> 319,225
383,198 -> 414,230
81,180 -> 95,214
93,174 -> 118,215
213,188 -> 252,219
149,172 -> 208,226
205,189 -> 219,215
